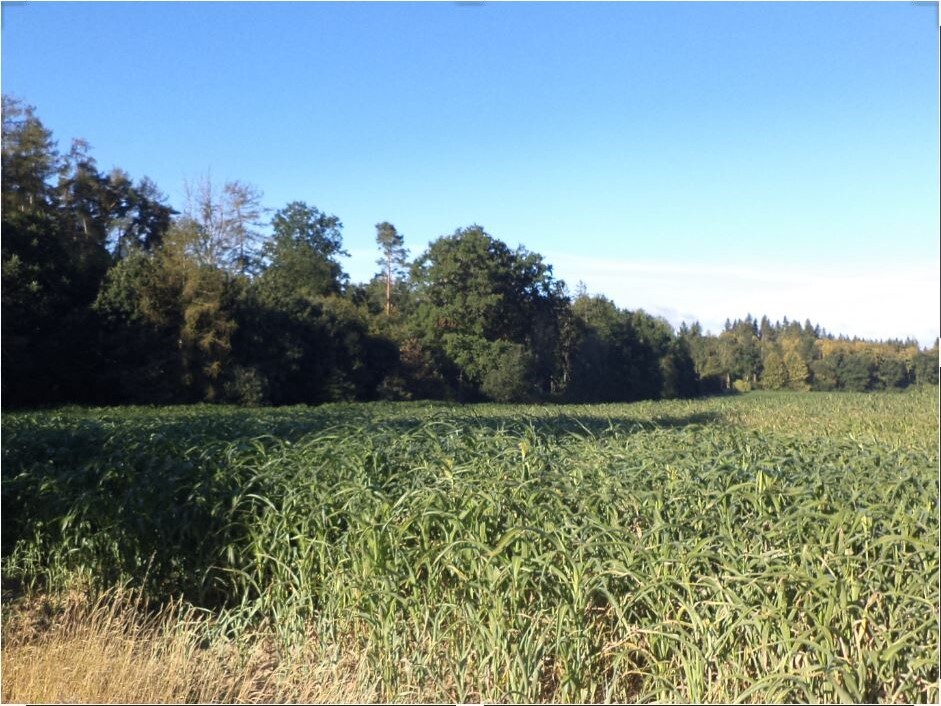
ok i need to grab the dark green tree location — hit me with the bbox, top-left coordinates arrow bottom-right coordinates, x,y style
565,295 -> 670,402
481,343 -> 536,403
837,352 -> 874,392
2,98 -> 112,405
257,201 -> 347,303
912,344 -> 939,386
810,356 -> 839,391
725,316 -> 762,385
93,249 -> 185,402
875,356 -> 909,390
111,176 -> 175,256
237,203 -> 396,404
409,225 -> 560,400
659,336 -> 698,399
682,321 -> 725,393
1,96 -> 57,214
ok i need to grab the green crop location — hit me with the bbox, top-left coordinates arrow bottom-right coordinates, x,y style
2,389 -> 937,702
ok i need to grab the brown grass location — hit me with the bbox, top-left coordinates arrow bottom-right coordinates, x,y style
1,588 -> 381,704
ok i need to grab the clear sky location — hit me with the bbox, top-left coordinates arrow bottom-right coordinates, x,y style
2,1 -> 938,346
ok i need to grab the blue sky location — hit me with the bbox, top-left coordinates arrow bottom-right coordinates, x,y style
2,1 -> 938,345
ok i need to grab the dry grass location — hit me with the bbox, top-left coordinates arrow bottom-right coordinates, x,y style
1,588 -> 381,704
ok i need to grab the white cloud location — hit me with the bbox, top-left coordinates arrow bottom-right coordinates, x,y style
546,253 -> 940,348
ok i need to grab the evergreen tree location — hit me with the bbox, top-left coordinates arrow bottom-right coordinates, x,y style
375,221 -> 409,316
1,96 -> 57,214
2,98 -> 111,405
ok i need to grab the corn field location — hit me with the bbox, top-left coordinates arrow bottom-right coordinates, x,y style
2,389 -> 938,702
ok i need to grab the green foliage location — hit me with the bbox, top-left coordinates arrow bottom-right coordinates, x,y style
231,291 -> 395,406
412,225 -> 547,342
93,250 -> 185,403
659,337 -> 698,399
92,223 -> 242,403
1,100 -> 114,406
3,391 -> 937,702
566,296 -> 671,402
223,365 -> 269,406
57,139 -> 128,250
480,343 -> 536,403
682,322 -> 727,393
409,225 -> 563,399
723,316 -> 761,383
111,176 -> 175,255
810,356 -> 839,391
837,353 -> 874,392
225,202 -> 399,405
2,95 -> 58,213
875,356 -> 909,390
178,263 -> 238,402
691,316 -> 929,396
783,348 -> 810,390
254,202 -> 346,303
761,349 -> 788,390
912,345 -> 939,386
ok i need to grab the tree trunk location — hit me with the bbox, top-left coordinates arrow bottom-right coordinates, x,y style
385,255 -> 392,316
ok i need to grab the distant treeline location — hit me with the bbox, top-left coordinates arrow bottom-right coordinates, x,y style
3,97 -> 937,408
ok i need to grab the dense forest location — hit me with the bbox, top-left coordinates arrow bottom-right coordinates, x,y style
2,96 -> 937,409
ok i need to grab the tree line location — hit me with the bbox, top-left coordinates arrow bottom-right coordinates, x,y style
2,97 -> 937,408
684,316 -> 937,394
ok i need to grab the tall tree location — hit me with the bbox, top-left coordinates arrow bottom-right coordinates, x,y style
660,336 -> 698,399
224,180 -> 266,275
1,95 -> 57,213
411,225 -> 556,343
111,176 -> 175,256
182,175 -> 265,274
837,352 -> 874,392
683,321 -> 726,393
912,342 -> 939,386
56,138 -> 120,246
257,201 -> 347,303
409,225 -> 560,399
2,99 -> 113,405
375,221 -> 408,315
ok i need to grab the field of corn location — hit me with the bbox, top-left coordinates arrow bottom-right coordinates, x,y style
2,389 -> 938,703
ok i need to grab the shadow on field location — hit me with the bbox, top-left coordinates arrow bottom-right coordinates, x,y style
1,403 -> 726,607
1,406 -> 727,471
357,408 -> 726,440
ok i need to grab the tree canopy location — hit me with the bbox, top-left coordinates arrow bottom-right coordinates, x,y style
3,97 -> 936,409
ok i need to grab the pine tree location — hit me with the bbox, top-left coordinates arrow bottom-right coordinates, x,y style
375,222 -> 408,315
